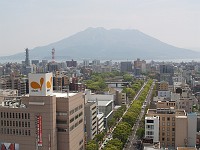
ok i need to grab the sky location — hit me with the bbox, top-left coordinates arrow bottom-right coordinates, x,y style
0,0 -> 200,56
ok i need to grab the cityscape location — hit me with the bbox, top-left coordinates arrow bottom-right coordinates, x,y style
1,1 -> 200,150
0,48 -> 199,150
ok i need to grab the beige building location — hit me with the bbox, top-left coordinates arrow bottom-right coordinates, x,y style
146,105 -> 197,149
156,81 -> 169,91
0,73 -> 85,150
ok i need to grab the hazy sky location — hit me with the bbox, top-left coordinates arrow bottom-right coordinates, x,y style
0,0 -> 200,56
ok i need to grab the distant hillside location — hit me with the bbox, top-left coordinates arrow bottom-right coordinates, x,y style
1,27 -> 199,61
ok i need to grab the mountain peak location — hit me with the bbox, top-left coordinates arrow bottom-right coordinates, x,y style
1,27 -> 199,61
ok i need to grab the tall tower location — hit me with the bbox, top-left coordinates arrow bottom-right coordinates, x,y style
25,48 -> 30,66
52,48 -> 55,63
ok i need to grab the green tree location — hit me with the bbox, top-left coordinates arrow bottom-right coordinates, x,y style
94,133 -> 104,143
123,74 -> 133,82
136,128 -> 145,139
113,122 -> 131,144
122,111 -> 137,126
106,139 -> 123,150
86,140 -> 98,150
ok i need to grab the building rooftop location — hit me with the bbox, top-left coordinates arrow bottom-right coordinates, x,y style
52,92 -> 78,98
147,108 -> 186,116
97,100 -> 113,106
177,147 -> 197,150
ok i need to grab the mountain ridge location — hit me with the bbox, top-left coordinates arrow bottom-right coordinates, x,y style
1,27 -> 199,61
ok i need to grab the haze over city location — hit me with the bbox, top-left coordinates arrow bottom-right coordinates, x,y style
0,0 -> 200,56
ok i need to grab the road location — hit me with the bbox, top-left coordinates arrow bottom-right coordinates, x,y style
124,81 -> 155,150
99,81 -> 148,149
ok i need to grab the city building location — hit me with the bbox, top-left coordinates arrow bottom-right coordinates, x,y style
145,106 -> 197,149
134,58 -> 147,73
66,59 -> 77,68
0,73 -> 85,150
85,90 -> 114,129
84,102 -> 98,141
120,61 -> 133,72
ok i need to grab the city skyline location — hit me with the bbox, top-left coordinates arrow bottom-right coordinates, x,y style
0,0 -> 200,56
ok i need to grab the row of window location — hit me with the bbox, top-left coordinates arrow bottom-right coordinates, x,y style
56,112 -> 67,116
161,142 -> 175,147
162,137 -> 175,141
1,120 -> 30,128
70,111 -> 83,123
70,104 -> 83,115
162,117 -> 175,121
0,128 -> 31,136
162,132 -> 175,136
0,112 -> 30,120
162,122 -> 175,126
70,118 -> 83,131
162,127 -> 175,132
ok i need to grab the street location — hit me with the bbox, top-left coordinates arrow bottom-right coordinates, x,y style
123,82 -> 155,150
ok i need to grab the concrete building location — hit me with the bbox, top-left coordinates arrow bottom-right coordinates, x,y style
0,73 -> 85,150
83,60 -> 89,67
146,105 -> 197,149
97,113 -> 104,133
84,102 -> 98,141
157,91 -> 171,99
0,74 -> 27,96
145,116 -> 159,142
159,64 -> 174,85
156,81 -> 169,91
53,71 -> 70,91
85,90 -> 114,129
134,58 -> 147,73
120,62 -> 132,72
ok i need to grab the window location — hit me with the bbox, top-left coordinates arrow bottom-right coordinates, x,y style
162,132 -> 165,136
162,138 -> 165,141
70,118 -> 74,123
147,120 -> 154,123
162,122 -> 165,126
172,122 -> 175,126
167,132 -> 170,136
167,122 -> 170,126
172,117 -> 175,121
146,125 -> 154,129
172,128 -> 175,131
167,117 -> 170,121
162,127 -> 165,131
146,131 -> 154,135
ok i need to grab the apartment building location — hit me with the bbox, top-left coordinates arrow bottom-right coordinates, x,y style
84,102 -> 98,141
0,73 -> 85,150
156,81 -> 169,91
53,71 -> 70,91
145,106 -> 197,149
0,74 -> 27,96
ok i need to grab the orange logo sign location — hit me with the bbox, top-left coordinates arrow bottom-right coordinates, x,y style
46,77 -> 52,89
30,77 -> 52,91
31,78 -> 44,91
